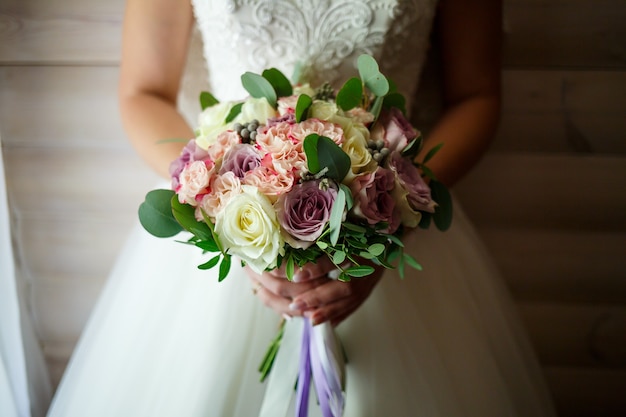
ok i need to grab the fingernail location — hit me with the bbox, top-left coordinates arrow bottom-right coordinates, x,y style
293,270 -> 310,282
289,300 -> 306,311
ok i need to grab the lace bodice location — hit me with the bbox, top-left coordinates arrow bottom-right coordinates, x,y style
180,0 -> 438,121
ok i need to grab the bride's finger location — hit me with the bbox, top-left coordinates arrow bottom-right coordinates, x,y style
246,266 -> 328,300
266,256 -> 337,282
253,282 -> 305,317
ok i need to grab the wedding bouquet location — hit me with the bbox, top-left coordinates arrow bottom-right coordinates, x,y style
138,55 -> 451,417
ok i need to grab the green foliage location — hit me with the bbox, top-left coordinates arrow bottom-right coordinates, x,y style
423,143 -> 444,164
329,186 -> 346,246
138,190 -> 183,238
224,102 -> 244,123
295,94 -> 312,122
241,72 -> 277,107
171,195 -> 213,241
357,55 -> 389,97
199,91 -> 219,110
262,68 -> 293,97
336,77 -> 363,111
383,92 -> 406,115
430,180 -> 453,231
303,134 -> 351,182
401,135 -> 424,159
218,255 -> 232,282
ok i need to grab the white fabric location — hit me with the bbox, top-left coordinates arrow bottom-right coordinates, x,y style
48,1 -> 557,416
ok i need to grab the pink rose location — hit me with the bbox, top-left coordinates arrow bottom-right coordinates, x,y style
378,107 -> 418,152
177,160 -> 214,206
169,139 -> 210,191
256,122 -> 307,175
243,166 -> 295,202
208,130 -> 240,162
276,180 -> 337,249
350,167 -> 400,233
387,152 -> 436,228
277,95 -> 299,116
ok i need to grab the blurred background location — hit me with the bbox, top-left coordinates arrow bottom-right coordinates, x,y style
1,0 -> 625,415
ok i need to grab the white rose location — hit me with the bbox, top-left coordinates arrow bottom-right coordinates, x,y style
309,100 -> 339,121
293,84 -> 316,97
237,97 -> 278,124
215,185 -> 284,273
196,101 -> 234,150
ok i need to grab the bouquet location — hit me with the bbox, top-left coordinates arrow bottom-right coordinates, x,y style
138,55 -> 451,417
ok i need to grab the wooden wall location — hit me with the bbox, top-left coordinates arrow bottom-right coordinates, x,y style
1,1 -> 625,415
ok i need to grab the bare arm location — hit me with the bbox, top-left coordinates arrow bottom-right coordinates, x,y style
118,0 -> 195,178
419,0 -> 502,187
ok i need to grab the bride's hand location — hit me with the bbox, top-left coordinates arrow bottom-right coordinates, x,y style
290,264 -> 384,327
245,256 -> 337,317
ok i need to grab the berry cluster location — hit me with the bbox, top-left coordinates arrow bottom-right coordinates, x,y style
233,119 -> 260,144
367,139 -> 390,164
314,82 -> 335,101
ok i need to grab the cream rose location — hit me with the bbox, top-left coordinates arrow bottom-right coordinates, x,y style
341,125 -> 374,183
196,102 -> 234,150
215,185 -> 284,273
293,84 -> 316,97
309,100 -> 339,121
236,97 -> 278,124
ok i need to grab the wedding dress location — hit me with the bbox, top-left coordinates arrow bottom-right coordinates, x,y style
47,1 -> 557,416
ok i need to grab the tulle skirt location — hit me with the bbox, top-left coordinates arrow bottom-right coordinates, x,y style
46,202 -> 556,416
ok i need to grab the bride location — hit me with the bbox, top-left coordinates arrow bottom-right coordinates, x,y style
47,0 -> 556,415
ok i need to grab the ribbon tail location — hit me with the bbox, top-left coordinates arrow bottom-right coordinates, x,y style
295,318 -> 311,417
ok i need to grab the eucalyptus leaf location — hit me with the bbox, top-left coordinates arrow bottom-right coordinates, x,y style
336,77 -> 363,111
357,55 -> 389,97
138,189 -> 182,238
329,186 -> 346,246
418,212 -> 432,229
382,92 -> 406,115
303,133 -> 320,173
241,72 -> 277,107
262,68 -> 293,97
430,180 -> 453,231
224,102 -> 244,124
316,136 -> 351,181
171,195 -> 213,241
403,253 -> 423,271
370,95 -> 385,121
339,183 -> 353,210
401,135 -> 423,159
199,91 -> 219,110
368,243 -> 385,256
295,94 -> 312,123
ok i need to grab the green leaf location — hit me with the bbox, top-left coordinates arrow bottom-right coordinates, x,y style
286,254 -> 295,280
332,250 -> 346,265
339,183 -> 353,210
403,253 -> 423,271
317,136 -> 351,181
345,265 -> 375,277
218,255 -> 232,281
138,189 -> 182,238
420,165 -> 437,181
329,186 -> 346,246
401,135 -> 423,159
241,72 -> 277,107
342,222 -> 366,234
418,212 -> 432,229
224,102 -> 244,124
357,55 -> 389,97
382,92 -> 406,115
195,240 -> 220,252
262,68 -> 293,97
199,91 -> 219,110
422,143 -> 444,164
368,243 -> 385,256
303,133 -> 321,173
382,233 -> 404,247
171,195 -> 213,241
198,254 -> 221,270
430,180 -> 453,231
316,241 -> 328,250
336,77 -> 363,111
295,94 -> 312,123
370,95 -> 385,121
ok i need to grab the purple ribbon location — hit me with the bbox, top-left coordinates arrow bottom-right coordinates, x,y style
295,318 -> 343,417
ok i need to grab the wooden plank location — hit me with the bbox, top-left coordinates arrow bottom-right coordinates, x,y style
493,70 -> 626,154
481,229 -> 626,303
13,215 -> 133,282
4,147 -> 162,215
503,0 -> 626,69
519,302 -> 626,368
0,0 -> 124,64
544,367 -> 626,417
0,66 -> 128,149
454,153 -> 626,231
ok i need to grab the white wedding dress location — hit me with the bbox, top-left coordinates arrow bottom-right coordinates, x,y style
47,1 -> 557,416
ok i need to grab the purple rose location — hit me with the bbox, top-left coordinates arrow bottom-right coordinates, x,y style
379,107 -> 418,152
219,143 -> 261,178
276,180 -> 337,249
350,167 -> 400,233
169,139 -> 210,190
